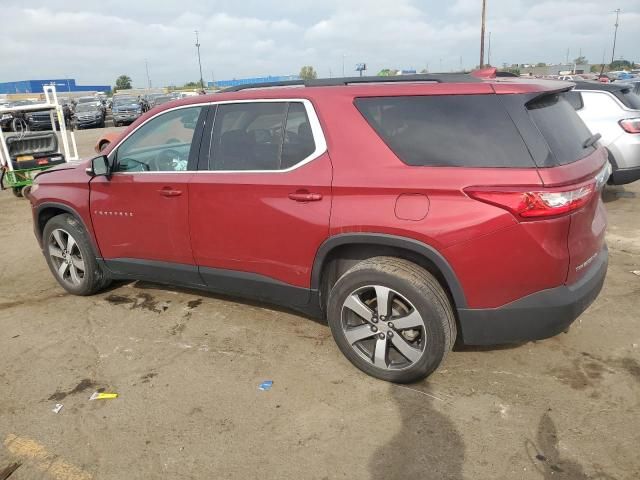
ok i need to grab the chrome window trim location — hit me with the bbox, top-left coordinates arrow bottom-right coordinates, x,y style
108,98 -> 328,175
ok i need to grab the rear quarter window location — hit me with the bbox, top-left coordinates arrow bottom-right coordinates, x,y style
354,95 -> 534,168
526,93 -> 595,165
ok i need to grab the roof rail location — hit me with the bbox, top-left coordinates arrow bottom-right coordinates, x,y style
222,73 -> 481,92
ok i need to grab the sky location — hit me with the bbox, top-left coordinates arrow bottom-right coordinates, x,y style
1,0 -> 639,87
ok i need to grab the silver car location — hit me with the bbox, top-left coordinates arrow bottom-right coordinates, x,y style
567,82 -> 640,185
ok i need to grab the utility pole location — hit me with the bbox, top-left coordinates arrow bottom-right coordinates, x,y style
480,0 -> 487,68
342,54 -> 346,77
566,48 -> 569,65
611,8 -> 621,65
145,59 -> 151,89
194,30 -> 204,90
487,31 -> 491,66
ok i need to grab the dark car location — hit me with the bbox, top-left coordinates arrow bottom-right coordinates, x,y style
30,72 -> 609,383
26,110 -> 60,131
1,100 -> 33,131
111,96 -> 142,127
151,95 -> 174,108
73,102 -> 105,129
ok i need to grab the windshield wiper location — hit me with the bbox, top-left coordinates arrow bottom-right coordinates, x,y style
583,133 -> 601,149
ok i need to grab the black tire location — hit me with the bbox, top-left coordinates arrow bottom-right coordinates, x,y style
42,213 -> 111,295
113,120 -> 120,127
12,188 -> 23,198
327,257 -> 456,383
21,185 -> 31,198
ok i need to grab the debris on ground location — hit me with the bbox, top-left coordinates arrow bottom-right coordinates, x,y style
631,270 -> 640,276
258,380 -> 273,391
89,392 -> 118,400
52,404 -> 63,414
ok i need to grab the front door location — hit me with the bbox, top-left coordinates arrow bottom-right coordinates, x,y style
189,100 -> 332,304
90,105 -> 207,283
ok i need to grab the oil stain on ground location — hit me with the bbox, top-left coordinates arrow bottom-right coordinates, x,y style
105,293 -> 170,313
48,378 -> 96,401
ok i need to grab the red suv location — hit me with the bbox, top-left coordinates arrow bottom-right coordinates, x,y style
29,73 -> 609,382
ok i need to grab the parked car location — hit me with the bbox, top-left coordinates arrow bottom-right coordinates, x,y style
150,95 -> 174,108
111,96 -> 143,126
1,100 -> 33,131
29,73 -> 609,382
73,102 -> 106,129
567,81 -> 640,185
26,110 -> 59,131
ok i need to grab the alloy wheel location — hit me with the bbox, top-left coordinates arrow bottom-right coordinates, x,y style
48,228 -> 85,287
341,285 -> 427,371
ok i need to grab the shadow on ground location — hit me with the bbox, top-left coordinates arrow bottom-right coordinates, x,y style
368,383 -> 465,480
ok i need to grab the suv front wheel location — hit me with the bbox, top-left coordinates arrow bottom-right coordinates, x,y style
43,214 -> 111,295
327,257 -> 456,383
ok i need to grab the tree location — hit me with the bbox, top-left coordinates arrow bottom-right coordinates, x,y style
114,75 -> 132,91
573,56 -> 588,65
183,81 -> 201,88
535,62 -> 547,67
378,69 -> 398,76
299,66 -> 318,80
591,64 -> 606,73
610,59 -> 632,71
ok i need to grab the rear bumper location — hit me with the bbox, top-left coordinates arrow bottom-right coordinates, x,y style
457,245 -> 608,345
610,165 -> 640,185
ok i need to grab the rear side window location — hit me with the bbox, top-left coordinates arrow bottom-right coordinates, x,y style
614,88 -> 640,110
209,102 -> 316,171
527,93 -> 595,165
354,95 -> 533,167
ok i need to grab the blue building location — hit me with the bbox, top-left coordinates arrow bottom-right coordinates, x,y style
208,75 -> 300,88
0,79 -> 110,95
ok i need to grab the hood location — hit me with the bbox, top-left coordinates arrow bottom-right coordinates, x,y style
33,158 -> 90,180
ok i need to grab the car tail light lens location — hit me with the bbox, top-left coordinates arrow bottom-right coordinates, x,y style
619,118 -> 640,134
465,184 -> 595,219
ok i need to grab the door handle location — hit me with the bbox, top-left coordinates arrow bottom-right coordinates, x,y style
158,187 -> 182,197
288,191 -> 323,202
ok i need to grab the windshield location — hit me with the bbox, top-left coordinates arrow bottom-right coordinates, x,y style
113,97 -> 138,106
77,97 -> 96,103
76,103 -> 98,113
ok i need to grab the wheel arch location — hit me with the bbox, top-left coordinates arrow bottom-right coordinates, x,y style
311,233 -> 467,312
36,203 -> 100,256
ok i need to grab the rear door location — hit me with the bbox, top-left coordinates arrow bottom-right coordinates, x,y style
90,105 -> 207,283
188,100 -> 331,304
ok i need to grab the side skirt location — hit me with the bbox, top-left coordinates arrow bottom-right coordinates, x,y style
100,258 -> 323,319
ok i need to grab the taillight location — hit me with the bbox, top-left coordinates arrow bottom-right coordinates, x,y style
619,118 -> 640,134
465,183 -> 595,219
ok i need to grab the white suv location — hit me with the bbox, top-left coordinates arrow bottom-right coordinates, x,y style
567,82 -> 640,185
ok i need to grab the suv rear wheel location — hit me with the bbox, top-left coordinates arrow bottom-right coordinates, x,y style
43,214 -> 111,295
327,257 -> 456,383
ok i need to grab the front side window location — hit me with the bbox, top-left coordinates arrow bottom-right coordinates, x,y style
209,102 -> 316,171
114,106 -> 203,172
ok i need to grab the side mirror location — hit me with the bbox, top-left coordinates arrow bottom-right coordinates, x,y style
86,155 -> 110,178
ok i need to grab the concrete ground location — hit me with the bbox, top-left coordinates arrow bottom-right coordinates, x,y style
0,127 -> 639,480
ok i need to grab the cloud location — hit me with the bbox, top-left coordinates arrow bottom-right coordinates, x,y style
0,0 -> 638,88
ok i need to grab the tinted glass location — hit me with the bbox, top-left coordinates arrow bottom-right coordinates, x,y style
354,95 -> 533,167
282,103 -> 316,169
563,91 -> 584,110
527,93 -> 595,165
209,102 -> 315,171
115,106 -> 203,172
614,88 -> 640,110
